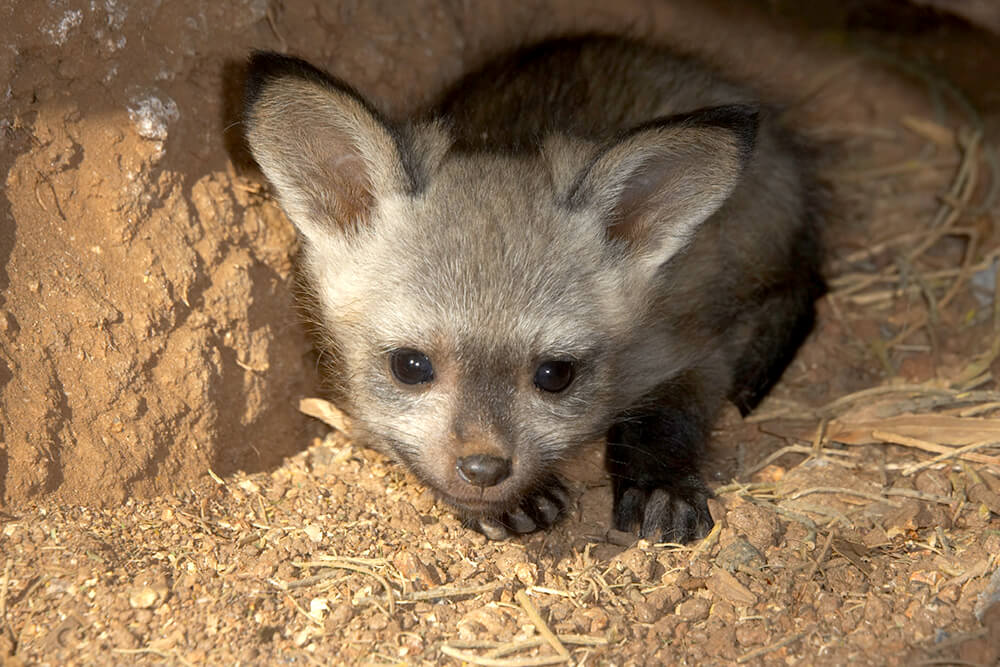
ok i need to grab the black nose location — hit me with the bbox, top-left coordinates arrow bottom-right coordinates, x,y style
456,455 -> 511,487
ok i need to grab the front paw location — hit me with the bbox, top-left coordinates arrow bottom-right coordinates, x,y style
612,475 -> 712,544
465,476 -> 569,540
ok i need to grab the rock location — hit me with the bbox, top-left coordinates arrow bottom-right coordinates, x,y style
706,567 -> 757,606
128,586 -> 160,610
717,538 -> 766,574
726,504 -> 781,551
675,597 -> 711,623
393,551 -> 441,590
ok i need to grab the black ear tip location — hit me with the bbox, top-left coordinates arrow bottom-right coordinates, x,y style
690,104 -> 760,156
245,51 -> 288,108
244,51 -> 333,109
634,105 -> 761,158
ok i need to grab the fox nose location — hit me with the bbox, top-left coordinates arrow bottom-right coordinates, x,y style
456,455 -> 511,487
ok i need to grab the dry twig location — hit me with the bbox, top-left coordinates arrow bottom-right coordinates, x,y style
440,645 -> 569,666
283,558 -> 396,615
737,626 -> 813,664
873,430 -> 1000,467
0,559 -> 11,621
901,440 -> 998,476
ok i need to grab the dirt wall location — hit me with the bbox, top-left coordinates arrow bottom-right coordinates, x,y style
0,0 -> 323,505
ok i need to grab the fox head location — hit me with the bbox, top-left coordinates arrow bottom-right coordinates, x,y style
243,52 -> 757,518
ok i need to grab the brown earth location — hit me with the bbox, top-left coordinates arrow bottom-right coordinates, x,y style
1,0 -> 1000,665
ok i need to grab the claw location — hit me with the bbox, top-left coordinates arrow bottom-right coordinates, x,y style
639,488 -> 671,539
613,487 -> 645,532
476,517 -> 509,541
507,506 -> 537,534
533,493 -> 561,525
462,475 -> 570,540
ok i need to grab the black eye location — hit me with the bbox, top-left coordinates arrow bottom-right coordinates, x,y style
533,359 -> 575,393
390,348 -> 434,385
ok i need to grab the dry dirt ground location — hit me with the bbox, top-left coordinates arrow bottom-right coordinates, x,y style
2,0 -> 1000,665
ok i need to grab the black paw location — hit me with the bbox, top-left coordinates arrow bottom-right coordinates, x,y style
612,475 -> 713,544
465,477 -> 569,540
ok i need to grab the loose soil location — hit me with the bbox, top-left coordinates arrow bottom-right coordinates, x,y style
1,0 -> 999,665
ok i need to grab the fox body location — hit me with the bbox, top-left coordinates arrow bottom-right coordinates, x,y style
243,37 -> 825,542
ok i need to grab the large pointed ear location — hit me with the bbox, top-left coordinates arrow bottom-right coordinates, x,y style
243,52 -> 447,244
568,105 -> 759,278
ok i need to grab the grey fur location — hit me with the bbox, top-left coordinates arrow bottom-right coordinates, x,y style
243,37 -> 825,541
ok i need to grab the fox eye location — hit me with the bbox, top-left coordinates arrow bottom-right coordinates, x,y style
534,359 -> 575,393
390,348 -> 435,385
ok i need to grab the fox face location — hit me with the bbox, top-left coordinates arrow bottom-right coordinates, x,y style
313,155 -> 630,512
243,38 -> 822,541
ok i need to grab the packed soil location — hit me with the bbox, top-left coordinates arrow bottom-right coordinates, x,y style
2,0 -> 1000,665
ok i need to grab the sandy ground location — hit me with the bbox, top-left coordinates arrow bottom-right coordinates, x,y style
1,0 -> 999,664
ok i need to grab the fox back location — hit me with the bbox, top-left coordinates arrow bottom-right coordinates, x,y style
243,37 -> 824,541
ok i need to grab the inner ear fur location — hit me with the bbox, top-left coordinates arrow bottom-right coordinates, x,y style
568,104 -> 759,273
243,52 -> 448,243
